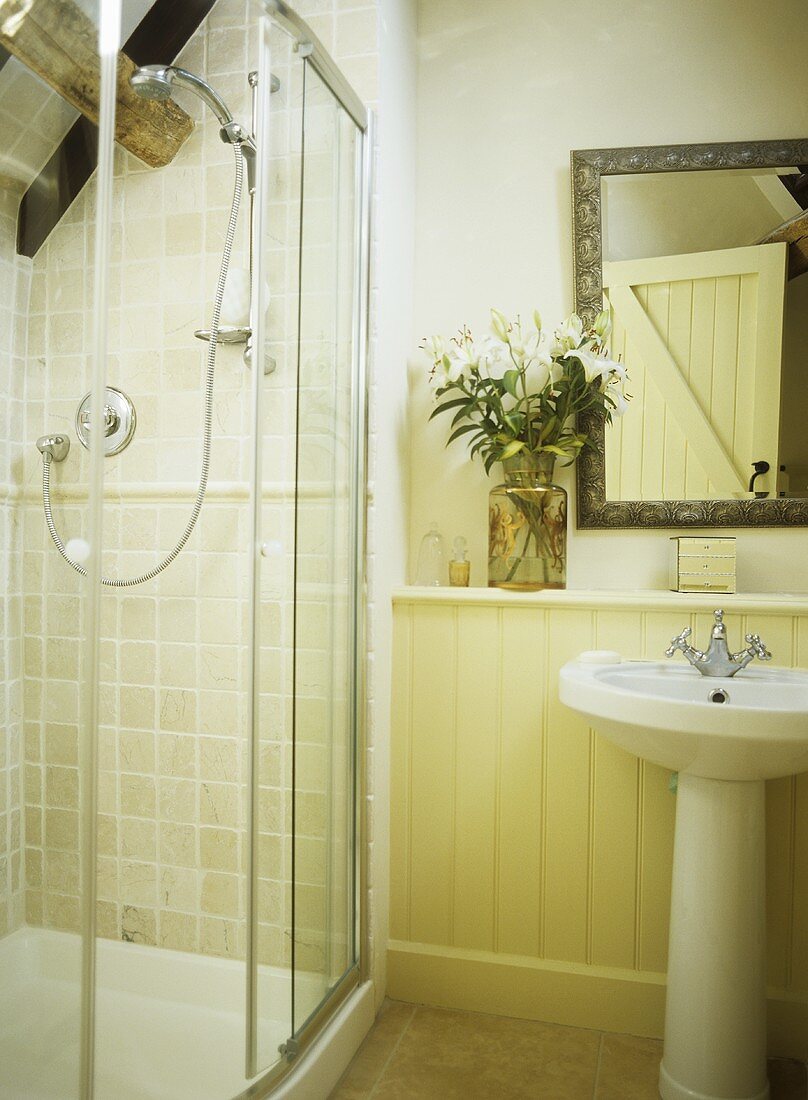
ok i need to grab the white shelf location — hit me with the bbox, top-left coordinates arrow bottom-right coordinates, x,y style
392,585 -> 808,615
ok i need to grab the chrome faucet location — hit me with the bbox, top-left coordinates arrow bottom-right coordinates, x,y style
665,609 -> 772,678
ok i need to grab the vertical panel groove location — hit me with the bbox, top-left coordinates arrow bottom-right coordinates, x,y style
634,760 -> 645,971
731,276 -> 741,461
449,606 -> 459,945
586,729 -> 596,966
587,609 -> 598,967
493,608 -> 503,951
786,775 -> 797,988
405,605 -> 414,941
539,610 -> 549,958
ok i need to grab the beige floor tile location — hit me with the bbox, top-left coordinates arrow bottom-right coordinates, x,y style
371,1005 -> 600,1099
595,1032 -> 662,1099
330,1000 -> 415,1099
334,1003 -> 808,1100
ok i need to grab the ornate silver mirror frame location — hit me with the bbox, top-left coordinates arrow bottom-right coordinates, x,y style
571,138 -> 808,529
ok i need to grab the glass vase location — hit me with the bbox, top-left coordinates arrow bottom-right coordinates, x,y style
488,453 -> 567,590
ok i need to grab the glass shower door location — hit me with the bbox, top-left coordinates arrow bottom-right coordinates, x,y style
249,8 -> 367,1079
0,2 -> 119,1097
291,62 -> 360,1034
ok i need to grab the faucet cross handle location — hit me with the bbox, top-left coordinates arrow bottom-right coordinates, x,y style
744,633 -> 772,661
665,627 -> 692,657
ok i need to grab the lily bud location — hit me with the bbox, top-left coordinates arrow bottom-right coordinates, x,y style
532,309 -> 542,332
491,308 -> 510,342
594,310 -> 612,340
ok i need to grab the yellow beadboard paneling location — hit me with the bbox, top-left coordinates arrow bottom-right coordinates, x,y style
589,734 -> 639,969
637,762 -> 676,973
767,774 -> 796,989
408,604 -> 456,945
390,594 -> 808,1050
496,608 -> 545,957
389,604 -> 412,942
540,609 -> 594,964
453,605 -> 500,950
790,772 -> 808,990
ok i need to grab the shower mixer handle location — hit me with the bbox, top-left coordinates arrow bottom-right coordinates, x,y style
78,404 -> 120,437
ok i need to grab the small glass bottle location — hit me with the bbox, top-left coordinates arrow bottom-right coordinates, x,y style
448,536 -> 470,586
414,522 -> 445,586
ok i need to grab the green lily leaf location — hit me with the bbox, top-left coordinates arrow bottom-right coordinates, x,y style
428,397 -> 470,421
502,369 -> 521,399
446,423 -> 483,446
451,402 -> 478,427
499,439 -> 526,460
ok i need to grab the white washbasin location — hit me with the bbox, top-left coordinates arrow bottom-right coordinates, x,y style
559,659 -> 808,781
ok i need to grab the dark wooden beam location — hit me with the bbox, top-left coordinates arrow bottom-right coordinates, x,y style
16,0 -> 217,257
779,166 -> 808,211
0,0 -> 194,168
761,208 -> 808,280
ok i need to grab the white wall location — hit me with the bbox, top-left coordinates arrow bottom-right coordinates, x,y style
412,0 -> 808,593
369,0 -> 417,1006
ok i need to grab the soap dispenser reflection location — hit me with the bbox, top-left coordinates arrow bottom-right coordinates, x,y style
449,536 -> 470,587
414,523 -> 445,586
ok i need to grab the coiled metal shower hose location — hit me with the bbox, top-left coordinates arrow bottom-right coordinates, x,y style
41,144 -> 244,587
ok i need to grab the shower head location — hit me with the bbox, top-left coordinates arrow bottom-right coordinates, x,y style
130,64 -> 235,130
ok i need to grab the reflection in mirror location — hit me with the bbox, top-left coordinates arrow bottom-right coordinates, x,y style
600,167 -> 808,501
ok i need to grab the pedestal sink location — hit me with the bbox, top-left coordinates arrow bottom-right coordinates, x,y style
559,655 -> 808,1100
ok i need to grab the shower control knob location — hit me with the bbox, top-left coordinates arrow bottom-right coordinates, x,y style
79,404 -> 120,437
75,387 -> 136,456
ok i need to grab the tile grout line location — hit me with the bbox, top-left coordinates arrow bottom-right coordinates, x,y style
367,1003 -> 418,1099
591,1031 -> 604,1100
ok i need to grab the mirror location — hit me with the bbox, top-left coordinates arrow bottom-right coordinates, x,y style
571,139 -> 808,529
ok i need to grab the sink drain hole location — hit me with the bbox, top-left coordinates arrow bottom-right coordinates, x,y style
708,688 -> 730,704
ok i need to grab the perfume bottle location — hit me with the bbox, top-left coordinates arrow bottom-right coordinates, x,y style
448,536 -> 470,587
414,523 -> 445,586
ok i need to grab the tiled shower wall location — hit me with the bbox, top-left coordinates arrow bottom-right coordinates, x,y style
0,189 -> 30,938
19,0 -> 380,969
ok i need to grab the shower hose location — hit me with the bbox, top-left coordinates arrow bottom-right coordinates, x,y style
41,144 -> 244,587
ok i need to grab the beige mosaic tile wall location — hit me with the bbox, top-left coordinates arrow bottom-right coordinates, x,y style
0,188 -> 30,938
20,0 -> 380,977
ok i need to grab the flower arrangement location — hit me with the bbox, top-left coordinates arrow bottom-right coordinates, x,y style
423,308 -> 629,474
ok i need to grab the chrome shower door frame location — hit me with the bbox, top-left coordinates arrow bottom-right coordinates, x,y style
243,2 -> 372,1094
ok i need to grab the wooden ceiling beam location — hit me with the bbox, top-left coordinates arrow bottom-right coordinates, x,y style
761,209 -> 808,281
0,0 -> 193,169
16,0 -> 217,257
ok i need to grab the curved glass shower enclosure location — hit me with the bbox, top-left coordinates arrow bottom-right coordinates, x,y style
0,0 -> 369,1096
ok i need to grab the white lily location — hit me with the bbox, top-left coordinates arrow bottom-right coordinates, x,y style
423,334 -> 445,361
609,386 -> 630,417
478,335 -> 511,379
565,345 -> 626,385
553,313 -> 584,353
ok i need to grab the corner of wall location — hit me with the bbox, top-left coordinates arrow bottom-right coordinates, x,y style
368,0 -> 418,1010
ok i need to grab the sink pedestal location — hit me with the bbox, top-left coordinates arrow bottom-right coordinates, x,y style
660,774 -> 769,1100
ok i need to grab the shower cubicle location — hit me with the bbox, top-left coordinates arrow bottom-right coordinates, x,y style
0,0 -> 370,1095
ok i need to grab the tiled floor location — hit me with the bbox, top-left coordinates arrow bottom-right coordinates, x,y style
330,1000 -> 808,1099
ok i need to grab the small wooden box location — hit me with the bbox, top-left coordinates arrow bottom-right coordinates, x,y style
669,537 -> 736,593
